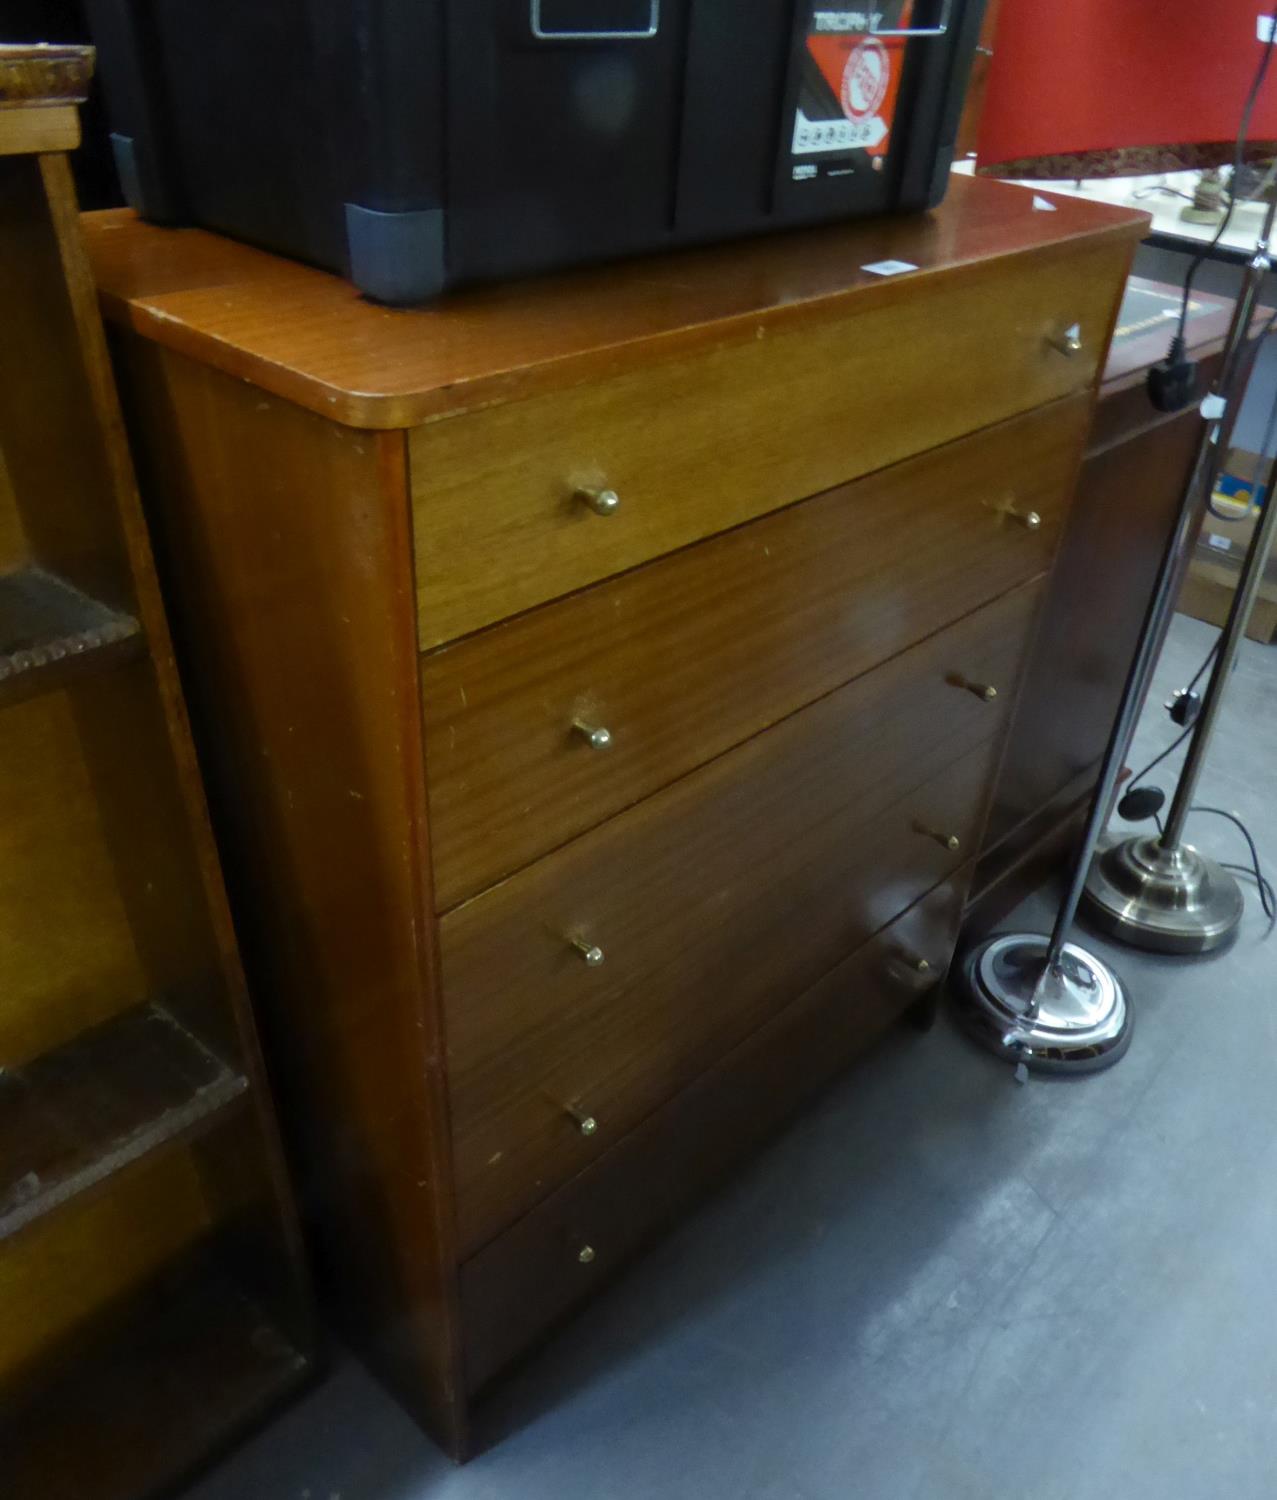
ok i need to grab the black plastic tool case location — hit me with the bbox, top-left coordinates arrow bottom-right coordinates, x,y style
86,0 -> 988,304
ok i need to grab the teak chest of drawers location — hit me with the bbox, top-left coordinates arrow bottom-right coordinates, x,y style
85,176 -> 1146,1458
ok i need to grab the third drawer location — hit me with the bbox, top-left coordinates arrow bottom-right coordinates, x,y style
440,577 -> 1044,1256
423,394 -> 1089,910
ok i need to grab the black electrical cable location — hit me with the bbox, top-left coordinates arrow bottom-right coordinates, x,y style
1124,583 -> 1233,795
1125,643 -> 1216,792
1194,807 -> 1277,923
1126,721 -> 1194,793
1121,634 -> 1273,935
1187,637 -> 1221,694
1173,9 -> 1277,349
1222,864 -> 1277,921
1125,633 -> 1221,796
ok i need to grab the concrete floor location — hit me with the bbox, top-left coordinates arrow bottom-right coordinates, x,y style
186,612 -> 1277,1500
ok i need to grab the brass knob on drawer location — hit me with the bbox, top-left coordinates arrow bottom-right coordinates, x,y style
568,935 -> 606,967
1047,323 -> 1083,357
914,821 -> 961,853
948,673 -> 999,703
987,495 -> 1042,531
572,719 -> 613,751
578,1245 -> 597,1265
577,486 -> 621,517
564,1102 -> 599,1137
886,951 -> 940,989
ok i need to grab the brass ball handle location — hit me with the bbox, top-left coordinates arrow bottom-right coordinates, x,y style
947,672 -> 999,703
564,1101 -> 599,1138
886,950 -> 941,991
1047,323 -> 1083,357
987,494 -> 1042,532
913,821 -> 961,853
568,935 -> 606,967
572,719 -> 613,751
577,486 -> 621,517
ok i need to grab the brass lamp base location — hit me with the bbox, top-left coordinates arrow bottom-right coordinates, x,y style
1081,835 -> 1244,955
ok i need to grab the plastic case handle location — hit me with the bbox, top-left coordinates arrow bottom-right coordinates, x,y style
870,0 -> 954,39
531,0 -> 660,40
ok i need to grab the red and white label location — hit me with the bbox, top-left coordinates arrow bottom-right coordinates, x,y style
842,38 -> 890,120
792,5 -> 912,160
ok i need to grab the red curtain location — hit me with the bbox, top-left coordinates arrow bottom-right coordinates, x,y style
978,1 -> 1277,172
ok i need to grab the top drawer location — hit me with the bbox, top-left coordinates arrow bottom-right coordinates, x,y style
409,239 -> 1126,647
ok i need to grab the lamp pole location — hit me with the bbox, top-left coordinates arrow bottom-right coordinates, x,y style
955,204 -> 1273,1070
1083,197 -> 1277,952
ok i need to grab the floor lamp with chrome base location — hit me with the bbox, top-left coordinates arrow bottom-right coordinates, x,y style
957,0 -> 1277,1069
955,182 -> 1277,1069
953,298 -> 1270,1073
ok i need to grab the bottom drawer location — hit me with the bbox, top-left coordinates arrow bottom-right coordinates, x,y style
458,877 -> 965,1395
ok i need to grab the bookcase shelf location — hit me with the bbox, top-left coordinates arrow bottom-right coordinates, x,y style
0,1002 -> 248,1242
0,48 -> 313,1497
0,566 -> 143,708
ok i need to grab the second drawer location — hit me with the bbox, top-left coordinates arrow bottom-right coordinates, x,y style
423,395 -> 1088,910
441,579 -> 1043,1256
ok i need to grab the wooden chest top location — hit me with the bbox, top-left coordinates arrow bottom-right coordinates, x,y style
83,176 -> 1147,430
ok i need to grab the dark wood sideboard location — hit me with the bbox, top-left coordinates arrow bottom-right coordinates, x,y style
84,175 -> 1145,1457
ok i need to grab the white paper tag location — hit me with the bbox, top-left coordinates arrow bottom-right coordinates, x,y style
1201,394 -> 1227,420
1032,194 -> 1058,212
1260,15 -> 1275,42
861,259 -> 919,277
1209,532 -> 1234,552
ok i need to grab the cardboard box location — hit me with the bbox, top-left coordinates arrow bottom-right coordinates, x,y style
1213,444 -> 1270,509
1178,446 -> 1277,644
1195,501 -> 1277,580
1179,556 -> 1277,644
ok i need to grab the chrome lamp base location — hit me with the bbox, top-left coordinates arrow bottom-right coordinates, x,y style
955,933 -> 1133,1076
1082,835 -> 1244,955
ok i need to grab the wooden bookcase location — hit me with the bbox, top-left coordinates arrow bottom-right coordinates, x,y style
0,46 -> 314,1499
